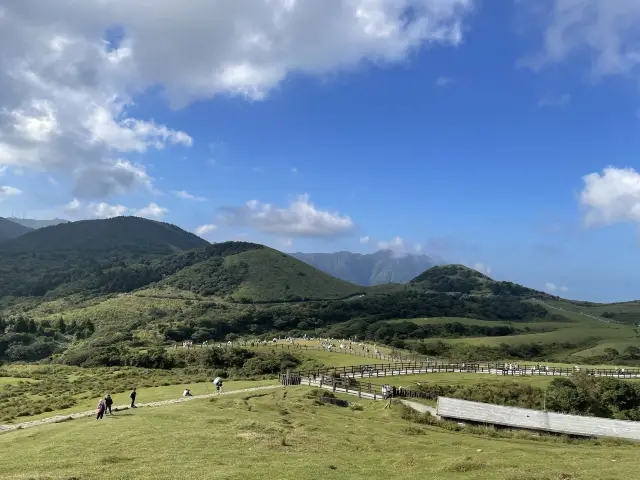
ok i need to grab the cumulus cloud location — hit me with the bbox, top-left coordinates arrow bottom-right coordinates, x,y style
65,198 -> 168,219
0,186 -> 22,200
359,235 -> 370,244
545,282 -> 568,293
195,224 -> 217,236
217,194 -> 353,238
523,0 -> 640,78
173,190 -> 206,201
0,1 -> 475,202
579,167 -> 640,227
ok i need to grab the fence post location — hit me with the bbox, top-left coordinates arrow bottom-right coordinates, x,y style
333,379 -> 337,393
358,385 -> 362,398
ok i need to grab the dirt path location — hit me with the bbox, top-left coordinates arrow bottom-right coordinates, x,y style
0,385 -> 283,434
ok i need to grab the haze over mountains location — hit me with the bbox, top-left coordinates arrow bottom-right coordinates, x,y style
292,250 -> 440,286
6,218 -> 69,229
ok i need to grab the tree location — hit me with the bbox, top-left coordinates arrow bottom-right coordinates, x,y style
55,316 -> 66,334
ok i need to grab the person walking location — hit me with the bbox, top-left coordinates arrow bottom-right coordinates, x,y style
96,399 -> 106,420
130,388 -> 137,408
104,394 -> 113,415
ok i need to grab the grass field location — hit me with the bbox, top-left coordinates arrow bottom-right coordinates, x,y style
1,387 -> 637,480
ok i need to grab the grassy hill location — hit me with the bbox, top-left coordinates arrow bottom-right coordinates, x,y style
1,388 -> 637,480
0,217 -> 33,242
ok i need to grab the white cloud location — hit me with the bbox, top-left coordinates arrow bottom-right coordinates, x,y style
579,167 -> 640,227
0,186 -> 22,200
473,262 -> 492,276
414,243 -> 423,253
0,166 -> 6,176
195,224 -> 217,236
218,194 -> 353,238
359,235 -> 370,244
89,202 -> 130,219
173,190 -> 206,201
64,199 -> 167,219
523,0 -> 640,79
377,236 -> 406,251
537,93 -> 571,108
545,282 -> 569,293
0,1 -> 474,204
135,202 -> 168,219
435,76 -> 453,86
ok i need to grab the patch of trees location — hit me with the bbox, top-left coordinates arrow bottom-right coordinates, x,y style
153,292 -> 549,344
0,315 -> 95,361
410,339 -> 598,362
319,319 -> 528,345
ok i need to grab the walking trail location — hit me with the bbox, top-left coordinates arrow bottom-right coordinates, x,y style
0,385 -> 283,433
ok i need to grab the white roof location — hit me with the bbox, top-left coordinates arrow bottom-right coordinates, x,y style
436,397 -> 640,441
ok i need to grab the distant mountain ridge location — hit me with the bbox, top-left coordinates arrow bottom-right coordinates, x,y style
0,217 -> 34,242
291,249 -> 440,286
6,217 -> 69,229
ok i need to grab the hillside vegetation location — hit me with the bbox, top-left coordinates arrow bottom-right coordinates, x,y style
0,216 -> 638,367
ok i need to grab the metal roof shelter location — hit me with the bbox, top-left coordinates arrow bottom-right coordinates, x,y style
436,397 -> 640,441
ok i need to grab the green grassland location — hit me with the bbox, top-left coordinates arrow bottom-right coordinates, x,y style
1,388 -> 637,480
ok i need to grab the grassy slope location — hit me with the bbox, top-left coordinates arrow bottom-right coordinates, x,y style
224,248 -> 365,301
2,388 -> 637,480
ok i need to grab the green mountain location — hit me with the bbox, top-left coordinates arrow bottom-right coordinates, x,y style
0,217 -> 33,242
161,245 -> 365,302
292,249 -> 438,285
6,217 -> 69,229
0,217 -> 362,301
410,264 -> 547,297
0,217 -> 210,297
0,216 -> 207,253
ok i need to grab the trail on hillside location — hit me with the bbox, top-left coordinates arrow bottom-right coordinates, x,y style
0,385 -> 283,434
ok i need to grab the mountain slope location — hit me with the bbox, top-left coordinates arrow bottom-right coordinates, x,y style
0,217 -> 33,241
6,217 -> 69,229
291,250 -> 438,285
160,245 -> 366,301
0,216 -> 208,253
0,217 -> 210,298
410,264 -> 547,297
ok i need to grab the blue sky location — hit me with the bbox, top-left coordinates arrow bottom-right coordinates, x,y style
1,0 -> 640,302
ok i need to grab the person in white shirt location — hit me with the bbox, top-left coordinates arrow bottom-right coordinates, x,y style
183,389 -> 192,397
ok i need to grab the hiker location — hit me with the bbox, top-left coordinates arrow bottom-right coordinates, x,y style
214,378 -> 223,393
183,389 -> 192,397
104,394 -> 113,415
130,388 -> 137,408
96,399 -> 106,420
